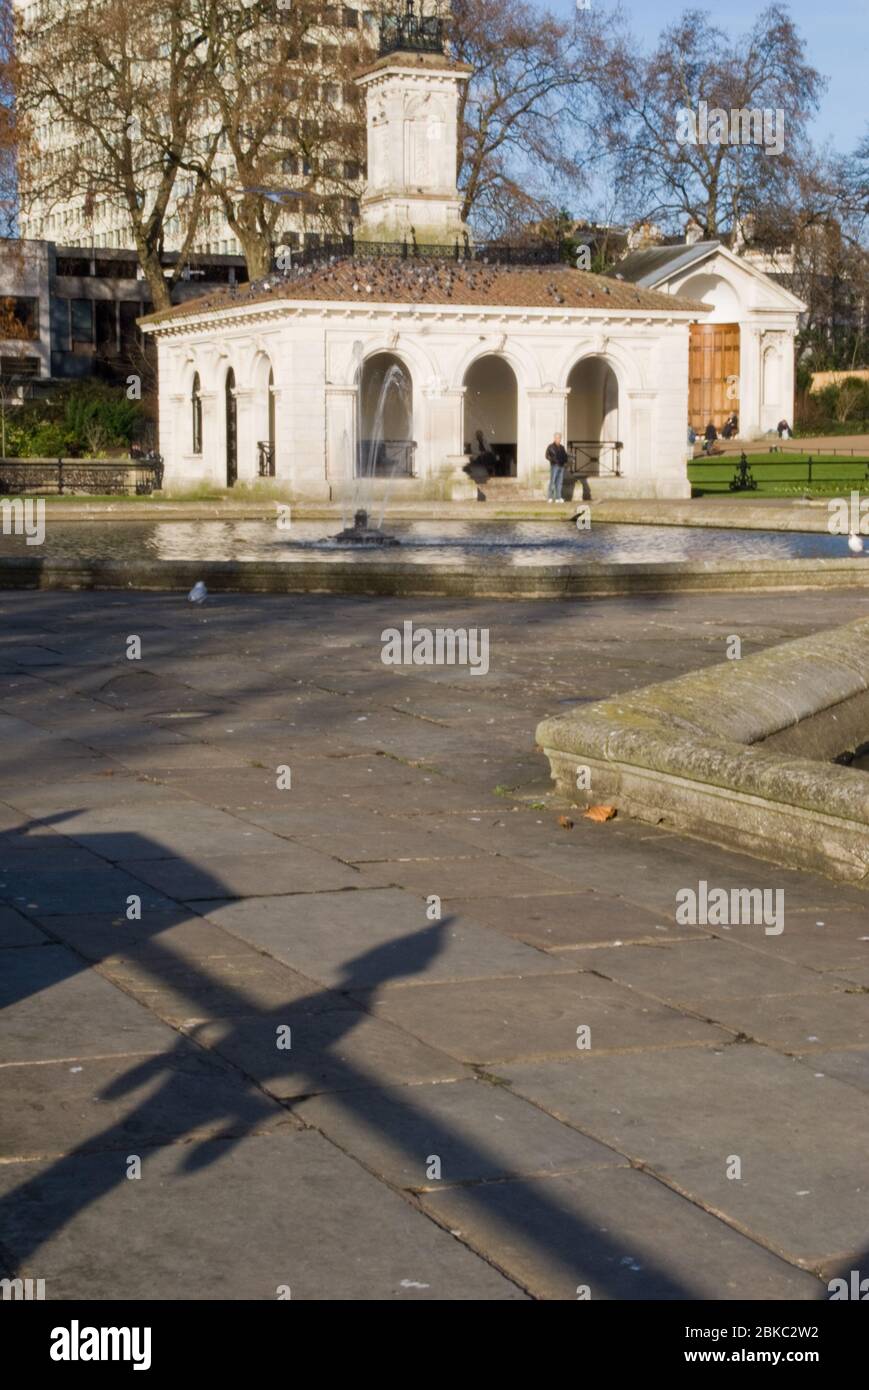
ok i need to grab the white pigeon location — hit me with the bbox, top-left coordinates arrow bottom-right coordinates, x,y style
847,533 -> 865,554
188,581 -> 208,603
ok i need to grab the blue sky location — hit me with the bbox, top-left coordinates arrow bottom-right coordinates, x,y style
551,0 -> 868,155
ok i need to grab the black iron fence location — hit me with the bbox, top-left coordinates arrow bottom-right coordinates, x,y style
690,451 -> 869,493
357,439 -> 417,478
282,238 -> 562,271
0,456 -> 163,495
568,440 -> 623,477
257,441 -> 276,478
379,7 -> 445,56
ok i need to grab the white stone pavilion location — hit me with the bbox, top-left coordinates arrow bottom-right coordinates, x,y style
141,26 -> 803,501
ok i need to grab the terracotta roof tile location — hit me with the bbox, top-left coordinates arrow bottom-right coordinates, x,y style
141,256 -> 708,327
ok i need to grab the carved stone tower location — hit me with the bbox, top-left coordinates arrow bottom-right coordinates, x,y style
355,2 -> 472,246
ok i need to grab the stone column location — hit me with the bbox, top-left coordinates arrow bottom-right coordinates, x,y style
527,388 -> 569,491
424,385 -> 466,495
233,387 -> 256,484
196,390 -> 220,486
739,325 -> 762,439
325,385 -> 358,496
271,387 -> 290,483
625,390 -> 651,483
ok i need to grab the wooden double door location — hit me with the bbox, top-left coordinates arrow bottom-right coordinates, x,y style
689,323 -> 740,432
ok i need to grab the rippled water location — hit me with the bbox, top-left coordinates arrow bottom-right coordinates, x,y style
0,519 -> 861,567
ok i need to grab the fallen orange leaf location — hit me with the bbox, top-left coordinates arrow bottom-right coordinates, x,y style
584,804 -> 617,822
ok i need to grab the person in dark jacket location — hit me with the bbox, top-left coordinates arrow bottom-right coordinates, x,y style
546,433 -> 569,502
702,421 -> 718,455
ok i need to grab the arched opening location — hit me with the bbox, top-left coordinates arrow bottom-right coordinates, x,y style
462,355 -> 518,477
256,364 -> 276,477
191,372 -> 202,455
358,352 -> 414,477
225,367 -> 237,487
566,357 -> 621,476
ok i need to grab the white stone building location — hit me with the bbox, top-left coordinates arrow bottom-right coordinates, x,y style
610,241 -> 806,438
141,38 -> 802,500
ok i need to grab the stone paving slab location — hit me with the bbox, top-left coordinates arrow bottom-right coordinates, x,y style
506,1047 -> 869,1267
360,972 -> 731,1064
296,1078 -> 622,1186
726,904 -> 869,968
191,1008 -> 467,1098
119,845 -> 364,900
0,1046 -> 290,1160
25,909 -> 241,962
0,944 -> 176,1062
10,802 -> 291,862
795,1046 -> 869,1096
585,938 -> 842,1005
447,890 -> 695,950
94,951 -> 348,1026
0,1131 -> 524,1300
0,865 -> 180,917
694,990 -> 869,1052
421,1169 -> 824,1300
291,820 -> 489,864
374,855 -> 583,900
0,904 -> 48,947
189,888 -> 570,988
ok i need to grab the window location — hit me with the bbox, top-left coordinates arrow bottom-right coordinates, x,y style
0,355 -> 40,378
342,6 -> 358,28
0,297 -> 40,341
70,299 -> 94,346
192,372 -> 203,455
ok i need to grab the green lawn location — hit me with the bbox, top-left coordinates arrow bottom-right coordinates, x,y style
690,453 -> 869,497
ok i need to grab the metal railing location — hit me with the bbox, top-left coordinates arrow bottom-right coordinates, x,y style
357,439 -> 417,478
257,441 -> 276,477
568,440 -> 623,477
379,6 -> 445,57
690,451 -> 869,493
280,237 -> 563,271
0,455 -> 163,495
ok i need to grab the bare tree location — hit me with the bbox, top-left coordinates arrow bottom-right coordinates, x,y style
14,0 -> 217,310
181,0 -> 371,280
592,4 -> 825,240
0,0 -> 17,238
449,0 -> 610,237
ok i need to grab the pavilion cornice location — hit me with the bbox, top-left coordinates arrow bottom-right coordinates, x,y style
142,297 -> 705,340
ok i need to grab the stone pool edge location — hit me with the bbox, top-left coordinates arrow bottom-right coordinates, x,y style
536,617 -> 869,884
0,555 -> 867,600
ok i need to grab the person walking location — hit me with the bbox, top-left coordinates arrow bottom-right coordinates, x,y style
546,433 -> 569,503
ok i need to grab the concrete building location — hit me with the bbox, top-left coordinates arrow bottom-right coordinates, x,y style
13,1 -> 446,258
1,238 -> 247,386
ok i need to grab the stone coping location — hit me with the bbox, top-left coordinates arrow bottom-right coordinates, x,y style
536,618 -> 869,883
4,497 -> 855,532
0,555 -> 867,600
